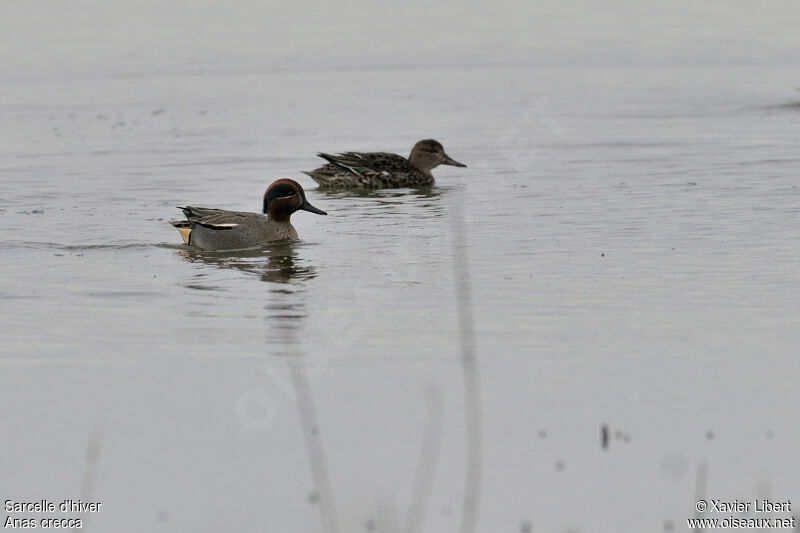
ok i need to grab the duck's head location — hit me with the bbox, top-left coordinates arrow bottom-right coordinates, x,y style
263,179 -> 327,223
408,139 -> 467,174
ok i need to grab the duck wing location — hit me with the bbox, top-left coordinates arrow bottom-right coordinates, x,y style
178,207 -> 249,229
316,151 -> 414,175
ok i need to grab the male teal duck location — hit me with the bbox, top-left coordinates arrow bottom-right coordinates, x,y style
171,179 -> 326,251
303,139 -> 466,189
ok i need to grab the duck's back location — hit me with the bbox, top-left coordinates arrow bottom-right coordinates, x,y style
305,151 -> 432,189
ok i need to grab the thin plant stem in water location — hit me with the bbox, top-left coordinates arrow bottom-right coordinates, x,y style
289,357 -> 341,533
450,189 -> 483,533
404,387 -> 445,533
72,429 -> 102,533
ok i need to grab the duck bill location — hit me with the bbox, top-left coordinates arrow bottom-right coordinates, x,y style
300,201 -> 327,216
442,154 -> 467,168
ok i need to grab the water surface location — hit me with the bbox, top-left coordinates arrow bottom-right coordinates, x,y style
2,2 -> 800,532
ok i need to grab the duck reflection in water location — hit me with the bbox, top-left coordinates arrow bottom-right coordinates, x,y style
316,185 -> 442,201
177,242 -> 316,345
177,242 -> 316,285
316,186 -> 445,223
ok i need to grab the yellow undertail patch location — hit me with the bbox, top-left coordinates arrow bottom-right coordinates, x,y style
177,226 -> 191,244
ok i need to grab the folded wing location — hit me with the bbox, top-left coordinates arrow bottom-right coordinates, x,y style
179,206 -> 247,229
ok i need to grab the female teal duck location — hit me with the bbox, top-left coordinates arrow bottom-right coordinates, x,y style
303,139 -> 466,189
171,179 -> 326,251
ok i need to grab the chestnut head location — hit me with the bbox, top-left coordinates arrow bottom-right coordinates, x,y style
263,179 -> 326,223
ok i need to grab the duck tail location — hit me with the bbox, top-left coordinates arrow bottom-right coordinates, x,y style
316,152 -> 338,165
170,219 -> 192,244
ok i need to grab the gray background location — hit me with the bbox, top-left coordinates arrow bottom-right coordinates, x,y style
2,1 -> 800,532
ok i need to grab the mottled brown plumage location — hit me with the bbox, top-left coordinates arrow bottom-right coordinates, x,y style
304,139 -> 466,189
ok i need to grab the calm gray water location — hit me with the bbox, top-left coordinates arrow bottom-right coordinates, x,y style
2,2 -> 800,532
